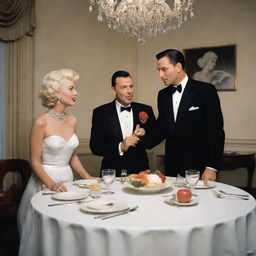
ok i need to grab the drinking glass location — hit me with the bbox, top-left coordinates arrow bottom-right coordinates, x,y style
175,174 -> 185,188
89,183 -> 102,198
120,169 -> 127,183
185,170 -> 200,193
102,169 -> 116,194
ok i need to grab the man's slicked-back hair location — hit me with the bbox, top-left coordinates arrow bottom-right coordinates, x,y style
156,49 -> 186,69
111,70 -> 131,87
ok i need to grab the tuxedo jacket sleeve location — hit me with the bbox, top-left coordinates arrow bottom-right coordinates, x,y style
202,82 -> 225,169
90,102 -> 121,158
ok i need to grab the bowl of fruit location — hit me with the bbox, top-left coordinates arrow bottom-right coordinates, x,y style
124,170 -> 172,193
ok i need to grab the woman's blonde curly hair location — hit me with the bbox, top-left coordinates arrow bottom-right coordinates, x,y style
39,69 -> 79,108
197,51 -> 218,69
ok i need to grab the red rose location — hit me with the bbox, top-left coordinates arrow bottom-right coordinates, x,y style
139,111 -> 148,124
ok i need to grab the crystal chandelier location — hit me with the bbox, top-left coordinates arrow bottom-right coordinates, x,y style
89,0 -> 194,44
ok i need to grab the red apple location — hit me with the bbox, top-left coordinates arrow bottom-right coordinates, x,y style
177,189 -> 192,203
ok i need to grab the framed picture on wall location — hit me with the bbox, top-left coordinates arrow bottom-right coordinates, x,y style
184,45 -> 236,91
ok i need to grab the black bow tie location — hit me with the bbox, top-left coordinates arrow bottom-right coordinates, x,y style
171,84 -> 182,93
120,106 -> 132,112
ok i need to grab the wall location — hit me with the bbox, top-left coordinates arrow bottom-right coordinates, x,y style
137,0 -> 256,141
34,0 -> 137,139
136,0 -> 256,186
34,0 -> 256,184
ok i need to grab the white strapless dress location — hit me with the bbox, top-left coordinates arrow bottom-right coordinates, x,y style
18,134 -> 79,256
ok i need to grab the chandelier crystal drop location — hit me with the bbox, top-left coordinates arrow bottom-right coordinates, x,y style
89,0 -> 194,44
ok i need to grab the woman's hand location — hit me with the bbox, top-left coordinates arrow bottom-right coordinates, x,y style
84,174 -> 96,180
50,182 -> 68,192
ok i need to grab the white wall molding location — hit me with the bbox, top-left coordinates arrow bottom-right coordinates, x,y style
224,138 -> 256,152
77,138 -> 256,156
76,138 -> 91,155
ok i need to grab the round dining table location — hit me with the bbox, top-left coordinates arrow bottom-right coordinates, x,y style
31,180 -> 256,256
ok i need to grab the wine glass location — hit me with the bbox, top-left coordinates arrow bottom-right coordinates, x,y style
185,170 -> 200,193
102,169 -> 116,194
120,169 -> 127,183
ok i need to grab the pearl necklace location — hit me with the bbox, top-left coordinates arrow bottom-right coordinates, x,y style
48,109 -> 65,121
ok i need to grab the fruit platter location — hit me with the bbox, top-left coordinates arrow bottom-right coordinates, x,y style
124,170 -> 172,193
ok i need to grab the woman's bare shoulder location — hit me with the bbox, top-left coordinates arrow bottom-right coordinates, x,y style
32,113 -> 48,129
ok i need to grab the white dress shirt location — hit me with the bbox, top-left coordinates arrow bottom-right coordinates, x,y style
115,100 -> 133,155
172,75 -> 188,121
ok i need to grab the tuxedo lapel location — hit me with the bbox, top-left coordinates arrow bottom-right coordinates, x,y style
131,103 -> 139,131
108,101 -> 123,141
176,79 -> 195,124
164,86 -> 175,127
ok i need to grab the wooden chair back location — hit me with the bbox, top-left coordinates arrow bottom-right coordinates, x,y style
0,159 -> 31,219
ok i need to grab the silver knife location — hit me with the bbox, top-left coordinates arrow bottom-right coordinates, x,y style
42,192 -> 57,195
94,207 -> 130,219
101,205 -> 139,220
48,200 -> 89,206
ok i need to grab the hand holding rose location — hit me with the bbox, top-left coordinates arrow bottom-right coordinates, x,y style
121,135 -> 140,152
133,124 -> 145,137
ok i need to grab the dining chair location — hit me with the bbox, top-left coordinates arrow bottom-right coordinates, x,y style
0,159 -> 31,256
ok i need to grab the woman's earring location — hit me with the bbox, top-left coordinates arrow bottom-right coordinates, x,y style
56,96 -> 61,104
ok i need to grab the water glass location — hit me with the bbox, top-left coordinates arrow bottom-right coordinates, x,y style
102,169 -> 116,194
185,170 -> 200,192
89,183 -> 102,198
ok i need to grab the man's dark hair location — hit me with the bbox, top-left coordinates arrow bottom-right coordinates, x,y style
156,49 -> 186,69
111,70 -> 131,87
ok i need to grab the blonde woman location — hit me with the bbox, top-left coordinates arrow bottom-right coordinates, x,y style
18,69 -> 93,256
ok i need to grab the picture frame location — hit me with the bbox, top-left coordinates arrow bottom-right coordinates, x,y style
184,45 -> 236,91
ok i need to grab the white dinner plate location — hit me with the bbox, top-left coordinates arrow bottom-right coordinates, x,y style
80,199 -> 128,213
124,182 -> 173,193
165,197 -> 198,206
51,191 -> 89,201
194,180 -> 215,189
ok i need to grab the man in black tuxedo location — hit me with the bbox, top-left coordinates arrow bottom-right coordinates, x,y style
155,49 -> 225,183
90,70 -> 157,176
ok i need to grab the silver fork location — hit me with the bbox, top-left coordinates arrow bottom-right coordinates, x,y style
48,199 -> 94,207
218,190 -> 249,197
98,205 -> 139,220
212,190 -> 249,200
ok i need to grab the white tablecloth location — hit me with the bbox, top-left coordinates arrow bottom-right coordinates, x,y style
31,181 -> 256,256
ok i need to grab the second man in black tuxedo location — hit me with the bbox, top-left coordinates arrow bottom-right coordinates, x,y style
90,71 -> 156,176
155,49 -> 225,183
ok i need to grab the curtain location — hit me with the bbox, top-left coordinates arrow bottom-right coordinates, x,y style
0,41 -> 6,158
0,0 -> 35,160
0,0 -> 36,41
6,36 -> 34,159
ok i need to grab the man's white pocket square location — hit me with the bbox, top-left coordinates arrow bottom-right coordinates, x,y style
189,106 -> 199,111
